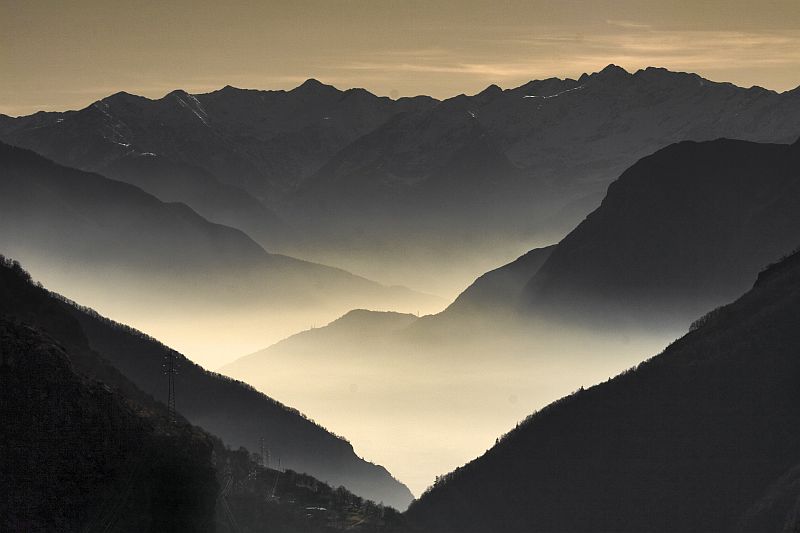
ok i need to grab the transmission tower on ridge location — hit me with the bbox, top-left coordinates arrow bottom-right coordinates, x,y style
163,350 -> 178,423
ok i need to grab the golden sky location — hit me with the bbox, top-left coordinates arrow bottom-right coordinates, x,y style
2,0 -> 799,116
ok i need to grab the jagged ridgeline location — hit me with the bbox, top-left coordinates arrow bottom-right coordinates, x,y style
4,66 -> 800,298
0,257 -> 412,531
406,248 -> 800,533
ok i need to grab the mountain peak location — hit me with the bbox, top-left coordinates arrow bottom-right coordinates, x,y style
600,63 -> 629,75
166,88 -> 190,99
478,84 -> 502,96
101,91 -> 146,106
579,63 -> 631,84
635,66 -> 675,78
473,84 -> 503,104
341,87 -> 375,100
293,78 -> 338,95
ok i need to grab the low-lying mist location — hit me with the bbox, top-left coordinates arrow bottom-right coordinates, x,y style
221,311 -> 680,496
274,189 -> 599,299
277,235 -> 560,301
8,249 -> 446,368
11,241 -> 683,496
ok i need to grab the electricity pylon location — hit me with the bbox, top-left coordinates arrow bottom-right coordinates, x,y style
163,350 -> 178,423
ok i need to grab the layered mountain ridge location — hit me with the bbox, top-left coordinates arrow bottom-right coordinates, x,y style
520,137 -> 800,329
0,141 -> 442,363
4,66 -> 799,295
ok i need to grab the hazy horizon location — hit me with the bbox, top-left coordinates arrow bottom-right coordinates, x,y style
3,0 -> 800,116
3,64 -> 800,118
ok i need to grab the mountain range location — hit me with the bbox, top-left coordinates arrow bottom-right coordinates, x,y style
0,141 -> 441,363
3,66 -> 800,295
5,64 -> 800,529
0,81 -> 433,248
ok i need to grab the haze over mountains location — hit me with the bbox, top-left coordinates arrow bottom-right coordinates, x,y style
0,257 -> 414,511
4,62 -> 800,529
0,141 -> 441,365
223,135 -> 800,495
406,248 -> 800,533
0,81 -> 433,250
520,137 -> 800,328
3,65 -> 800,295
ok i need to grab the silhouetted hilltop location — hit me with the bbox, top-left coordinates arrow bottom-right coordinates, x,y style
443,246 -> 555,316
406,247 -> 800,532
223,309 -> 418,377
0,256 -> 415,510
521,137 -> 800,328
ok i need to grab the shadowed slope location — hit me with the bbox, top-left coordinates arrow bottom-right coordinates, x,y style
0,319 -> 217,532
522,138 -> 800,329
0,257 -> 415,510
407,248 -> 800,533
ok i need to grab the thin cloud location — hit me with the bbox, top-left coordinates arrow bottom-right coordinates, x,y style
605,19 -> 653,30
328,28 -> 800,86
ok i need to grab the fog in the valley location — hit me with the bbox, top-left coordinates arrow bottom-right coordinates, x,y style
4,248 -> 445,368
221,310 -> 681,496
4,56 -> 800,515
275,219 -> 585,299
9,231 -> 680,497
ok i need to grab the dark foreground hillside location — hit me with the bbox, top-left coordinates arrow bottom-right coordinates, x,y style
0,319 -> 217,532
0,256 -> 413,511
407,248 -> 800,532
0,258 -> 409,532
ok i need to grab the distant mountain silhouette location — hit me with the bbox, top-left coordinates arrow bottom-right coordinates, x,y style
0,140 -> 267,270
443,246 -> 555,317
287,65 -> 800,247
4,67 -> 799,292
0,82 -> 434,223
0,141 -> 441,353
406,247 -> 800,532
224,309 -> 418,376
0,255 -> 415,510
520,137 -> 800,328
103,152 -> 289,247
